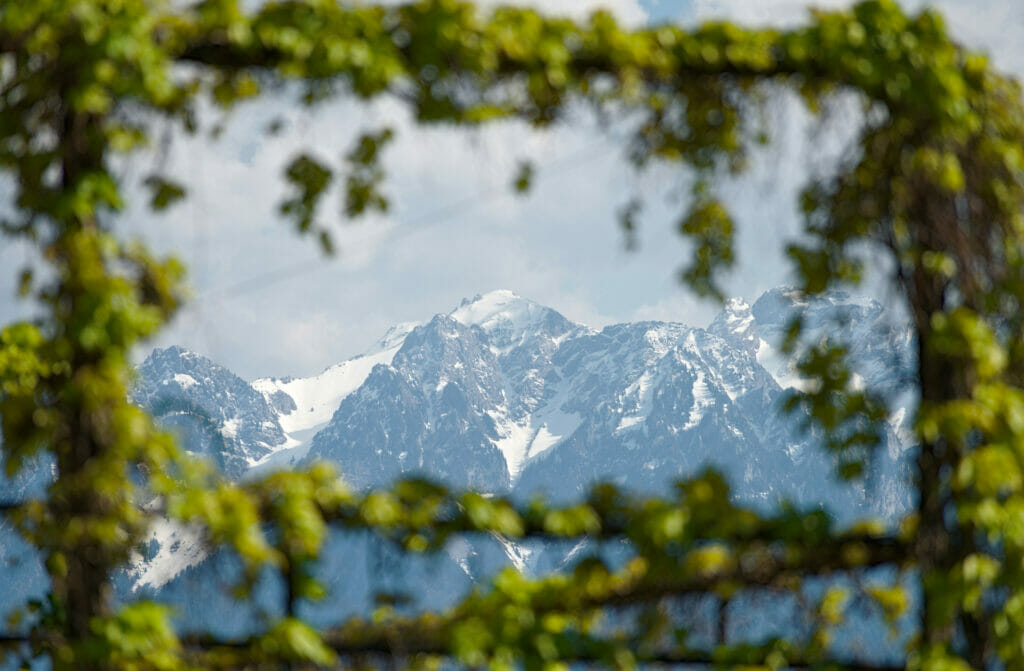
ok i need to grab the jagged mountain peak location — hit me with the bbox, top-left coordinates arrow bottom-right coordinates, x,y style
751,286 -> 884,331
400,313 -> 482,352
448,290 -> 579,350
452,289 -> 531,322
110,286 -> 915,606
251,326 -> 411,442
391,316 -> 507,409
135,347 -> 288,478
709,297 -> 758,355
145,345 -> 206,364
131,287 -> 912,505
140,346 -> 234,392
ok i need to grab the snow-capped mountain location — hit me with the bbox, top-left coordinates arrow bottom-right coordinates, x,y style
126,288 -> 913,512
299,289 -> 912,519
133,347 -> 292,479
305,291 -> 590,491
250,321 -> 419,454
0,287 -> 917,631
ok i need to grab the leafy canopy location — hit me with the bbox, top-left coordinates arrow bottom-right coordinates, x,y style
2,0 -> 1024,669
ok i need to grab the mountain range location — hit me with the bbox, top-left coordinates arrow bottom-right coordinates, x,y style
0,287 -> 917,652
138,288 -> 914,508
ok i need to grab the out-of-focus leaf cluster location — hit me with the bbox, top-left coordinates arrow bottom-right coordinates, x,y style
3,0 -> 1024,667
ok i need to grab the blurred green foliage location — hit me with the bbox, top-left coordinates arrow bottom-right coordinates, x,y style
2,0 -> 1024,668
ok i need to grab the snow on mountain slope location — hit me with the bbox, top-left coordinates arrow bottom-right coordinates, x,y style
450,289 -> 532,327
127,518 -> 207,592
483,351 -> 584,482
708,297 -> 759,355
134,347 -> 290,478
253,345 -> 403,435
489,414 -> 534,481
252,322 -> 419,439
487,401 -> 584,482
449,289 -> 548,342
306,292 -> 590,486
450,290 -> 585,352
526,383 -> 582,461
132,288 -> 912,502
709,289 -> 908,396
105,286 -> 917,604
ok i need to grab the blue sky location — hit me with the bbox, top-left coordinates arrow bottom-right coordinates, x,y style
641,0 -> 689,23
4,0 -> 1022,379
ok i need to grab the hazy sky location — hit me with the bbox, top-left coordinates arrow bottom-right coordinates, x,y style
4,0 -> 1023,380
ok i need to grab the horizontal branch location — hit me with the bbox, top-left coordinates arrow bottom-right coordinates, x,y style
180,627 -> 905,671
167,533 -> 908,667
0,483 -> 912,570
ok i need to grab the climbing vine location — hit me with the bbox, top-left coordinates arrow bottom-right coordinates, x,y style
2,0 -> 1024,668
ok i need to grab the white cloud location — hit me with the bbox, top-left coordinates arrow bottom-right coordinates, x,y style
929,1 -> 1024,75
135,81 -> 869,378
474,0 -> 647,26
83,0 -> 1024,379
7,0 -> 1018,383
135,92 -> 658,377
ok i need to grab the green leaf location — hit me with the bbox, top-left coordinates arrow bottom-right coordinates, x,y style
143,176 -> 187,212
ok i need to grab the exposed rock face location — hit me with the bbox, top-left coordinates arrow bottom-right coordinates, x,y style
0,288 -> 916,647
133,346 -> 289,478
305,289 -> 912,523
